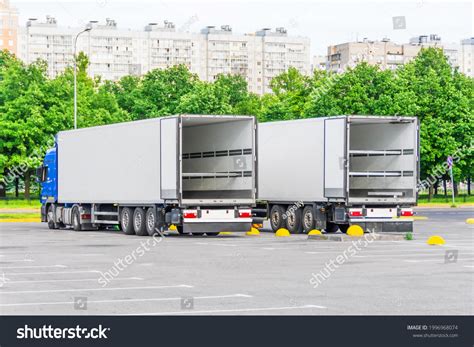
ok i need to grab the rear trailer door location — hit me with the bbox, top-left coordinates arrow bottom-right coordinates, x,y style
347,116 -> 418,205
180,115 -> 256,206
324,117 -> 347,200
160,117 -> 179,200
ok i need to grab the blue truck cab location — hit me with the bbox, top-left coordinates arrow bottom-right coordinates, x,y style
38,146 -> 58,224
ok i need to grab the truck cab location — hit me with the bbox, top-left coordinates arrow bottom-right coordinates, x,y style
38,147 -> 58,226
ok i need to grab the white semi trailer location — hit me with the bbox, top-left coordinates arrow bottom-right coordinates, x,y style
39,115 -> 257,235
256,115 -> 419,233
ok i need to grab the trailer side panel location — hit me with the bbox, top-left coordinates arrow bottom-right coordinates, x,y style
57,119 -> 162,204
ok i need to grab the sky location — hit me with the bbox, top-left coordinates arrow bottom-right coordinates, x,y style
13,0 -> 473,55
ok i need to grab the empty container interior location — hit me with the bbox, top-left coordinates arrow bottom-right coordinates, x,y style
181,117 -> 254,202
348,119 -> 417,203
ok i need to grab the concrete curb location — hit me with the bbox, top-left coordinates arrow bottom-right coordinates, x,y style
308,233 -> 407,242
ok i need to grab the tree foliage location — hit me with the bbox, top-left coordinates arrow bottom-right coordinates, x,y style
0,47 -> 472,197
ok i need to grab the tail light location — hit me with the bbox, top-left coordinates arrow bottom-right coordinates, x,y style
81,214 -> 91,220
349,210 -> 363,217
239,211 -> 252,218
183,211 -> 198,219
401,210 -> 413,217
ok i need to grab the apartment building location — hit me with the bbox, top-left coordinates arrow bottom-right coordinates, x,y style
0,0 -> 18,54
326,35 -> 467,74
18,17 -> 310,94
459,38 -> 473,77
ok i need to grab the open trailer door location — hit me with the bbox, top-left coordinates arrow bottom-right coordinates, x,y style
324,117 -> 347,200
160,117 -> 180,201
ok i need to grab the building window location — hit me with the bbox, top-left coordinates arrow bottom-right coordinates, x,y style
8,40 -> 13,46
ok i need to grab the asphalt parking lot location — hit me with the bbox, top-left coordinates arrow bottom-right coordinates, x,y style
0,208 -> 472,315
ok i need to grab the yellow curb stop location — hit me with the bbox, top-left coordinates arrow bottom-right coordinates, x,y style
412,216 -> 428,221
426,235 -> 445,246
219,231 -> 233,235
0,218 -> 41,223
275,228 -> 290,237
346,225 -> 364,237
169,224 -> 177,231
246,228 -> 260,236
308,229 -> 322,235
466,218 -> 474,225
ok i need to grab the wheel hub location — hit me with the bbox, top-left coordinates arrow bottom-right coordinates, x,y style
147,213 -> 155,230
134,213 -> 142,229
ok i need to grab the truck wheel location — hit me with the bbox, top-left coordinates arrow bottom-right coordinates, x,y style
302,206 -> 315,233
133,207 -> 148,236
325,222 -> 339,233
72,207 -> 82,231
146,208 -> 157,236
339,224 -> 349,234
47,205 -> 58,230
270,205 -> 285,231
120,207 -> 135,235
176,225 -> 184,234
285,206 -> 302,234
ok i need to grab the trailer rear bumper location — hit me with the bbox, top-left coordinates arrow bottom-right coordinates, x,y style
350,220 -> 413,233
183,220 -> 252,233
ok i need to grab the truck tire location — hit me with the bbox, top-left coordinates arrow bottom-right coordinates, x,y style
325,222 -> 339,233
120,207 -> 135,235
270,205 -> 285,231
338,224 -> 349,234
176,225 -> 184,234
146,208 -> 158,236
133,207 -> 148,236
47,205 -> 58,230
72,207 -> 82,231
285,205 -> 302,234
302,206 -> 315,233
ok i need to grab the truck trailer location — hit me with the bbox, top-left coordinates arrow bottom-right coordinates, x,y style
256,115 -> 419,233
38,115 -> 257,235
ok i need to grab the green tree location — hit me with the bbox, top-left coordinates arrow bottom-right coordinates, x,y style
176,81 -> 233,115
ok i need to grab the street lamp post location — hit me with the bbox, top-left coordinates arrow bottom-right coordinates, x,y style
73,26 -> 92,129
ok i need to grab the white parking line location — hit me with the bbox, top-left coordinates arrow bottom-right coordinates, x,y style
6,277 -> 144,284
195,242 -> 237,247
0,284 -> 193,295
0,264 -> 67,270
352,253 -> 474,259
1,259 -> 35,263
0,293 -> 252,307
137,304 -> 326,315
404,258 -> 474,263
5,270 -> 101,276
